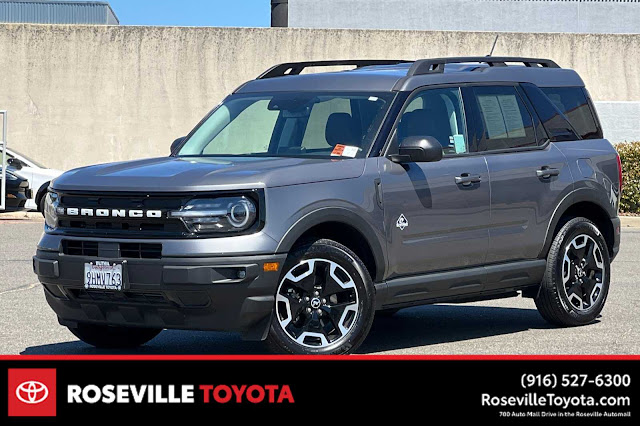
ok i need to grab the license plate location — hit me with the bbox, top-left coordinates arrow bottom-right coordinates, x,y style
84,261 -> 123,291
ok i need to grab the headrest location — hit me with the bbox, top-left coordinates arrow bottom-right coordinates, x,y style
325,113 -> 360,147
399,109 -> 431,138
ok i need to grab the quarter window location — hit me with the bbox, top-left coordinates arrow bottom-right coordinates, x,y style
541,87 -> 602,140
471,86 -> 537,151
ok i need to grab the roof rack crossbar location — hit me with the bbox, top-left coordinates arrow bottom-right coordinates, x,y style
407,56 -> 560,76
257,60 -> 412,79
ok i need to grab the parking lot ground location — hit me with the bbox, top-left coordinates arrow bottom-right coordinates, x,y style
1,219 -> 638,355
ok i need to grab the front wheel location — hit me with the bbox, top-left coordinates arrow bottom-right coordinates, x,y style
535,217 -> 611,326
68,323 -> 162,348
266,239 -> 375,355
38,195 -> 46,216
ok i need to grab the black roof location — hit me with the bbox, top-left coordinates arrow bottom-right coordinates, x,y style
236,57 -> 584,94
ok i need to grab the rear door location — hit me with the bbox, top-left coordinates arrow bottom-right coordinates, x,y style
464,84 -> 574,263
379,86 -> 490,278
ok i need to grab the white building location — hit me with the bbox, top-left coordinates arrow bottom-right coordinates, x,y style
274,0 -> 640,34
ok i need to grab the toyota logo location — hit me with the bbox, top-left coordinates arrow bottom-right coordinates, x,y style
15,381 -> 49,404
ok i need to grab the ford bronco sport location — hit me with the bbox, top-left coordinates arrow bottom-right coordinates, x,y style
34,57 -> 622,354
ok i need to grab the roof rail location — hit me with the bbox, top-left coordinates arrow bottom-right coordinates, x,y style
407,56 -> 560,76
257,59 -> 411,79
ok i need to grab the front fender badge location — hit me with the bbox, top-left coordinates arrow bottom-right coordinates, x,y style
396,214 -> 408,230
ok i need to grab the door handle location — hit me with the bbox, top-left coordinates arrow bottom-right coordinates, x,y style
536,167 -> 560,179
374,178 -> 383,209
455,173 -> 482,186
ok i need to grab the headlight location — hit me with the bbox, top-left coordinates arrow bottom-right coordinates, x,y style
169,196 -> 258,234
6,172 -> 19,181
44,192 -> 60,230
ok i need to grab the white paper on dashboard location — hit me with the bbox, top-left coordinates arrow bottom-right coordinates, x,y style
477,95 -> 507,139
497,95 -> 525,138
477,94 -> 526,139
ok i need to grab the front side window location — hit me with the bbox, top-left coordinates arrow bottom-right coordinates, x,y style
178,92 -> 394,159
396,87 -> 468,155
471,86 -> 537,151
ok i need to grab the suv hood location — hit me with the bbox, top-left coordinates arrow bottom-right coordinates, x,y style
51,156 -> 366,192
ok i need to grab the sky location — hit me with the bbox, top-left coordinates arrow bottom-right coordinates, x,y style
103,0 -> 271,27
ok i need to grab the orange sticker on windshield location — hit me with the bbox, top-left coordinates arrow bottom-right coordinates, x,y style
331,144 -> 359,158
331,144 -> 346,156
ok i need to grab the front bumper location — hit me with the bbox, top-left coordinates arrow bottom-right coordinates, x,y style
33,249 -> 287,340
3,189 -> 28,212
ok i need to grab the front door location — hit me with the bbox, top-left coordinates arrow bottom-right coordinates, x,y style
379,87 -> 490,279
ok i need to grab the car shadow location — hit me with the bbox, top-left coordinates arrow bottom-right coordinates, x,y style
21,304 -> 559,355
358,304 -> 557,354
21,330 -> 269,355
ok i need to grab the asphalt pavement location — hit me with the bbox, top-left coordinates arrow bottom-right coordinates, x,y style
1,218 -> 637,355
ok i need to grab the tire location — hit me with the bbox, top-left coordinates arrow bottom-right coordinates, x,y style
376,308 -> 400,318
535,217 -> 611,327
38,196 -> 46,216
36,181 -> 51,216
266,239 -> 375,355
68,323 -> 162,349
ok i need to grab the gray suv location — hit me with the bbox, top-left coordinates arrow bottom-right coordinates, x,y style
34,57 -> 622,354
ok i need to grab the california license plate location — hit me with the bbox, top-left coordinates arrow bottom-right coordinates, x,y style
84,261 -> 123,291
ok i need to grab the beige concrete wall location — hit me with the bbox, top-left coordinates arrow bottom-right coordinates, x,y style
0,24 -> 638,170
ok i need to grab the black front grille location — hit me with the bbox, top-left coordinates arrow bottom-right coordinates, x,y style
55,192 -> 191,238
120,243 -> 162,259
57,219 -> 183,234
62,240 -> 162,259
62,240 -> 99,257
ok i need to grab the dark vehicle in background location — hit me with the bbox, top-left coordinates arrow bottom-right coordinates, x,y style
34,57 -> 621,355
1,169 -> 30,212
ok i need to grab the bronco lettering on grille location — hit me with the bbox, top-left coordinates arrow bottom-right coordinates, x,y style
62,208 -> 163,218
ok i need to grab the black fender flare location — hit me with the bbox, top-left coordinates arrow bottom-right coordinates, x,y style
538,187 -> 616,258
35,181 -> 51,211
276,207 -> 387,282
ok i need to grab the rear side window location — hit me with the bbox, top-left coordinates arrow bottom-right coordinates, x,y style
541,87 -> 602,140
469,86 -> 537,151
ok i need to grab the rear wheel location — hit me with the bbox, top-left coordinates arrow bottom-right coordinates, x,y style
535,217 -> 610,326
266,239 -> 375,355
68,323 -> 162,348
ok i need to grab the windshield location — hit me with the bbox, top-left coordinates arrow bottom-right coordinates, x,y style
177,92 -> 394,159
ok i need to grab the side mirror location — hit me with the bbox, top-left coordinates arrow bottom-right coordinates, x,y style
390,136 -> 443,163
171,137 -> 186,154
7,158 -> 23,170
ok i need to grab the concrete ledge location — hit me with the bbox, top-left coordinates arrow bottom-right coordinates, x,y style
0,24 -> 638,170
620,215 -> 640,228
0,211 -> 43,221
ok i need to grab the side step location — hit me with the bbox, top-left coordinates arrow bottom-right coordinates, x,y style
375,259 -> 545,309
